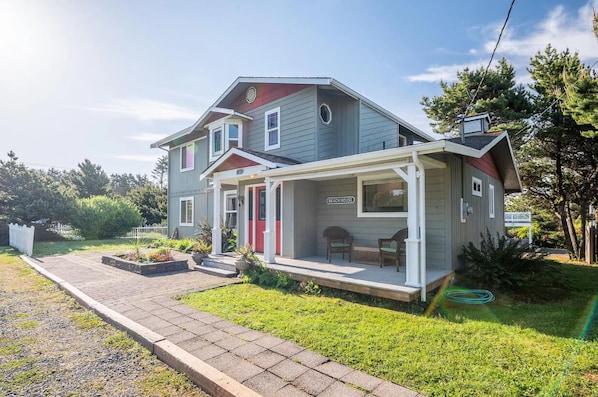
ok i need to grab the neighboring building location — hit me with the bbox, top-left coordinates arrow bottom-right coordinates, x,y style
151,77 -> 521,291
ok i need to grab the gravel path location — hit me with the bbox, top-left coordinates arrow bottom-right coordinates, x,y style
0,251 -> 210,397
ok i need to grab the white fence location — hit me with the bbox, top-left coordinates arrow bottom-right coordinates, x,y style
125,226 -> 168,239
505,212 -> 532,243
9,223 -> 35,256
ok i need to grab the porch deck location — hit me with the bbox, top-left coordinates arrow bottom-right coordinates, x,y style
261,256 -> 453,302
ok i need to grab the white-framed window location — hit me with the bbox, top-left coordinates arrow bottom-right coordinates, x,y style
265,107 -> 280,150
208,118 -> 243,161
224,190 -> 238,230
179,197 -> 194,226
472,177 -> 482,197
319,103 -> 331,124
489,184 -> 495,218
180,142 -> 194,171
357,175 -> 408,218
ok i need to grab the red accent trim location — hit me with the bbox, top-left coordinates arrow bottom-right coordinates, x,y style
212,154 -> 259,173
465,153 -> 500,180
228,84 -> 310,113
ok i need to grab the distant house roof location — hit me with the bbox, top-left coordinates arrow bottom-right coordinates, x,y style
447,134 -> 501,150
151,76 -> 436,148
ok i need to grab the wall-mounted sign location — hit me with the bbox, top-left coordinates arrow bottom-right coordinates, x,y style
326,196 -> 355,205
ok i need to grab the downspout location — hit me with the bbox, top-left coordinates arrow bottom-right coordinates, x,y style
413,151 -> 427,302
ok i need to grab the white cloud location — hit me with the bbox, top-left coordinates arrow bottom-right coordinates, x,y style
114,154 -> 161,163
88,98 -> 199,121
126,133 -> 167,142
406,62 -> 485,83
493,3 -> 598,62
408,1 -> 598,83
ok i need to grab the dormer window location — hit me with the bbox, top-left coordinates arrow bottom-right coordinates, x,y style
208,118 -> 243,161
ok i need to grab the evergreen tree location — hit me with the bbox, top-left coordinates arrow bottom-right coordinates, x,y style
127,184 -> 167,225
69,159 -> 109,198
421,57 -> 533,145
151,155 -> 168,188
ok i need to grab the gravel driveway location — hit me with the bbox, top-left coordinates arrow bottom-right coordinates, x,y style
0,250 -> 210,397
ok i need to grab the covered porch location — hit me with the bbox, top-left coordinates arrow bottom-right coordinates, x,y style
268,256 -> 453,302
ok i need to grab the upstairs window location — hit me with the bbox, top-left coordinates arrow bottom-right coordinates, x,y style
181,142 -> 194,171
265,107 -> 280,150
319,103 -> 331,124
209,119 -> 243,161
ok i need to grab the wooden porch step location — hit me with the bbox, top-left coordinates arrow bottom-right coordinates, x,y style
194,265 -> 238,278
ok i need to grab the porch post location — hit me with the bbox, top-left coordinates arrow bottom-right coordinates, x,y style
405,164 -> 421,288
212,178 -> 222,255
263,177 -> 277,263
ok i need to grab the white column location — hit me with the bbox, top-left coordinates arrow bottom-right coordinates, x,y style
263,177 -> 277,263
405,164 -> 421,287
212,178 -> 222,255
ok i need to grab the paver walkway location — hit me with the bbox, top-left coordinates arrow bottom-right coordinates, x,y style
28,252 -> 423,397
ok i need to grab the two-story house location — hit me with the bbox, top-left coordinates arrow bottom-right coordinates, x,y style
151,77 -> 521,298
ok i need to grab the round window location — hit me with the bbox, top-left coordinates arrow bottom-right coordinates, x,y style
319,103 -> 331,124
246,86 -> 257,104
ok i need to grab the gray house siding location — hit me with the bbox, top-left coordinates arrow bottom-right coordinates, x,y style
167,137 -> 210,238
359,102 -> 399,153
316,90 -> 359,160
448,156 -> 506,270
244,86 -> 317,163
425,168 -> 451,270
281,180 -> 318,258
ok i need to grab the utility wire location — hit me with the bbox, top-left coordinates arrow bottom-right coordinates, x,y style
463,0 -> 516,118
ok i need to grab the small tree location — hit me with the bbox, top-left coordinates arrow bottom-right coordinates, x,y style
69,196 -> 143,239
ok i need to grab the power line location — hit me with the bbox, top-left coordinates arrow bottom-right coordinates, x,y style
463,0 -> 516,118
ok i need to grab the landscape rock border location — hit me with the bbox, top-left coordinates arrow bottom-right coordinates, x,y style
101,255 -> 190,275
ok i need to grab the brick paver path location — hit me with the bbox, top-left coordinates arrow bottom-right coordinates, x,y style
31,252 -> 423,397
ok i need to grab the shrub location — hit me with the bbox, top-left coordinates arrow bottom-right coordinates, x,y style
69,196 -> 143,239
459,230 -> 566,301
242,262 -> 299,292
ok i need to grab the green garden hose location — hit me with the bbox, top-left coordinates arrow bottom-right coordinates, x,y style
442,289 -> 495,304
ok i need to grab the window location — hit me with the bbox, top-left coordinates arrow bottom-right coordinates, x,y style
472,177 -> 482,197
179,197 -> 194,226
224,191 -> 238,230
180,143 -> 194,171
319,103 -> 331,124
209,119 -> 243,161
265,107 -> 280,150
358,176 -> 408,218
489,184 -> 495,218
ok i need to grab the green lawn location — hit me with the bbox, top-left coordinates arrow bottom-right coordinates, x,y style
179,262 -> 598,397
33,239 -> 143,257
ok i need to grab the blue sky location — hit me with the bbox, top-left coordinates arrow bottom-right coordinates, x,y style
2,0 -> 598,176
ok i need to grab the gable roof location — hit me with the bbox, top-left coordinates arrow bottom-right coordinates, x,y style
150,77 -> 436,148
200,147 -> 301,181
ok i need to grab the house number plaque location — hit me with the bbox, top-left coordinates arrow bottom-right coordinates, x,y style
326,196 -> 355,205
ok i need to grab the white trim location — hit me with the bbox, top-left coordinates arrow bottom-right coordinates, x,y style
319,103 -> 332,125
208,117 -> 244,162
472,177 -> 482,197
489,184 -> 495,218
179,196 -> 194,226
265,107 -> 281,151
200,147 -> 280,181
357,174 -> 409,218
399,134 -> 407,147
180,142 -> 195,172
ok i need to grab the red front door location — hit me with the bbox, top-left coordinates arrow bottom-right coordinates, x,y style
248,186 -> 281,254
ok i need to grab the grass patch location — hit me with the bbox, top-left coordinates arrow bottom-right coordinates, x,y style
71,311 -> 104,330
0,343 -> 22,356
179,261 -> 598,397
104,331 -> 139,352
0,358 -> 35,371
33,239 -> 138,257
16,320 -> 38,330
139,367 -> 200,396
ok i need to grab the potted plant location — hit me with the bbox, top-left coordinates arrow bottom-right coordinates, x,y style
234,243 -> 255,274
191,241 -> 211,265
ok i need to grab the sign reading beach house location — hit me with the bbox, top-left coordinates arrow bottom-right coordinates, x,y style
326,196 -> 356,205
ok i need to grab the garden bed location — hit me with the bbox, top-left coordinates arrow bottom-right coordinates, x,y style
101,255 -> 189,275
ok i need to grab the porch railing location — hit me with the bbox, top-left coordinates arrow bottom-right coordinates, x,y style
505,212 -> 532,243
